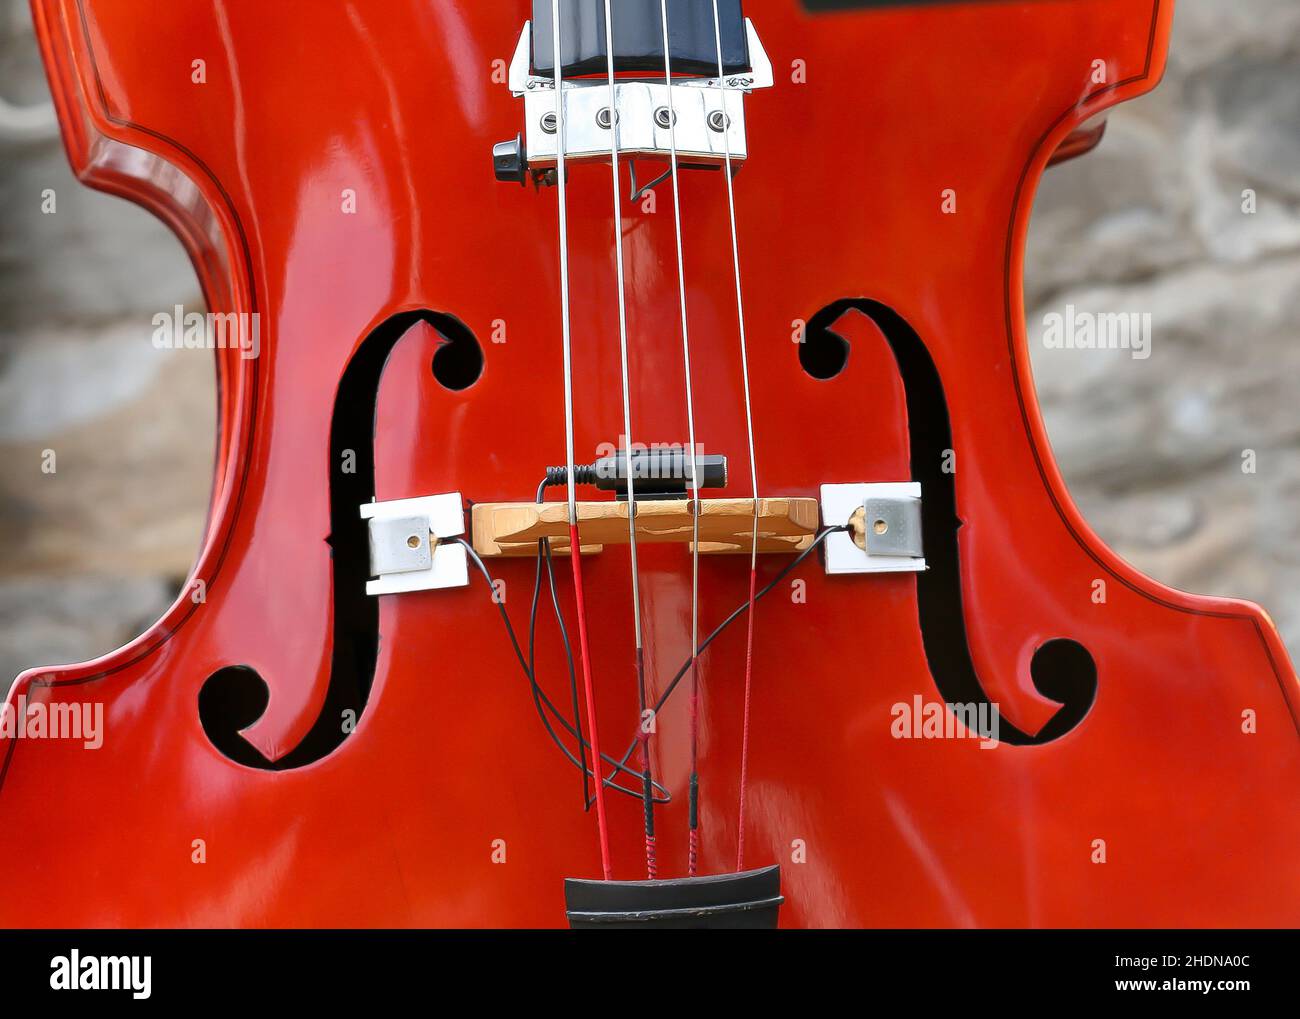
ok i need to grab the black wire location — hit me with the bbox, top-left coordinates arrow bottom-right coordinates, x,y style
529,479 -> 590,810
628,160 -> 674,203
525,530 -> 585,806
601,525 -> 850,788
455,500 -> 848,805
454,535 -> 667,800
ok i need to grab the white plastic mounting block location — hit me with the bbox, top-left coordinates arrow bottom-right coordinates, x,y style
819,483 -> 926,576
360,494 -> 468,596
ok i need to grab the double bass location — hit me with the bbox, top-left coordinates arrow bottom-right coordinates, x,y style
5,0 -> 1298,927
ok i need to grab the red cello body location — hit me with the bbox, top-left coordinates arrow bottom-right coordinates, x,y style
5,0 -> 1298,927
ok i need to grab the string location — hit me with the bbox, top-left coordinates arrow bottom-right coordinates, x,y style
553,0 -> 612,882
602,0 -> 657,880
709,0 -> 762,874
527,484 -> 587,812
600,527 -> 851,791
658,0 -> 705,879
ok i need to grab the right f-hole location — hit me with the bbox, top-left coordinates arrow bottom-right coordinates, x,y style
799,317 -> 850,380
430,317 -> 484,391
805,298 -> 1099,745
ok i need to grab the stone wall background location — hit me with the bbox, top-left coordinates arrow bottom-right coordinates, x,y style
1,0 -> 1298,681
0,0 -> 212,680
1026,0 -> 1300,656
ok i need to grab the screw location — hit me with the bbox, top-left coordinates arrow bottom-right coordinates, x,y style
540,111 -> 557,134
654,107 -> 676,129
707,110 -> 730,132
596,107 -> 618,129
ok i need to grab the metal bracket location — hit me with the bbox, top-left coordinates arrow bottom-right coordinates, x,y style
820,483 -> 926,575
501,18 -> 772,175
857,495 -> 924,558
360,494 -> 468,595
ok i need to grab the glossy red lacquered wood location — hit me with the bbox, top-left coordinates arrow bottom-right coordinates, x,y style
5,0 -> 1298,927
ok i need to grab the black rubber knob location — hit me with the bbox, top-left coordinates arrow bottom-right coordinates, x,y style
493,134 -> 527,186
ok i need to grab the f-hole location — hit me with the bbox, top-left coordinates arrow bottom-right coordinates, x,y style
431,317 -> 484,391
806,299 -> 1098,745
199,311 -> 479,768
799,319 -> 850,380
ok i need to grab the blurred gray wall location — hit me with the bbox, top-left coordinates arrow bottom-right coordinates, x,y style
1026,0 -> 1300,655
0,0 -> 212,679
1,0 -> 1298,681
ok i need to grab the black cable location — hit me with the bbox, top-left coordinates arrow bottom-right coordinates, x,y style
525,531 -> 587,807
628,161 -> 674,203
529,479 -> 590,810
601,524 -> 850,788
456,492 -> 848,805
452,525 -> 847,805
454,535 -> 667,800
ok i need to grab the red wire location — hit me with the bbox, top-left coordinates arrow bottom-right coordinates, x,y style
569,524 -> 612,880
735,566 -> 759,873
